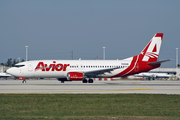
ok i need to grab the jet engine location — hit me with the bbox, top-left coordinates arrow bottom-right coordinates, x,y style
67,72 -> 84,81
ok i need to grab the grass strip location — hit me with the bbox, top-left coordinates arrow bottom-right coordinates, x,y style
0,94 -> 180,119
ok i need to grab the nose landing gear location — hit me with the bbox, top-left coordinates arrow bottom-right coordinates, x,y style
18,77 -> 27,83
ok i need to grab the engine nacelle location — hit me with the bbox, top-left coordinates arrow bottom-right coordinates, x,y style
17,77 -> 26,80
67,72 -> 84,81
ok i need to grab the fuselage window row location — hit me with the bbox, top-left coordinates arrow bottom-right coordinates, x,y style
69,65 -> 129,68
36,65 -> 129,69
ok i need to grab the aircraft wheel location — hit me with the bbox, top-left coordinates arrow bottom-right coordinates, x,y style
88,79 -> 93,83
22,80 -> 26,83
83,79 -> 87,83
61,81 -> 64,83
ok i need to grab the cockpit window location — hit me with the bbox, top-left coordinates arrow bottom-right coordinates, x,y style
14,65 -> 25,68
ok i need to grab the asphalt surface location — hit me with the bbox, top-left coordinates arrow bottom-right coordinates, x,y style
1,79 -> 180,94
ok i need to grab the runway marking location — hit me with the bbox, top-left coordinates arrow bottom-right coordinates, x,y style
2,88 -> 152,94
132,82 -> 137,84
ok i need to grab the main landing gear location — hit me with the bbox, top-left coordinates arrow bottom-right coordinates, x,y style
82,78 -> 93,83
61,81 -> 64,83
22,80 -> 26,83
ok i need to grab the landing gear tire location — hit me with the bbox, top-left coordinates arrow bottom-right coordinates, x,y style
22,80 -> 26,83
82,79 -> 87,83
88,79 -> 93,83
61,81 -> 64,83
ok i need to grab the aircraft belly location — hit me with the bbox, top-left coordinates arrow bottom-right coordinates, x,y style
34,71 -> 66,78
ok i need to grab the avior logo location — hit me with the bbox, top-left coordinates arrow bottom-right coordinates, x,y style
35,61 -> 70,71
145,52 -> 158,58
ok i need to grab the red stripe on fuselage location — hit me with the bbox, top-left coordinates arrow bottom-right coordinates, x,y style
112,54 -> 161,77
113,56 -> 138,77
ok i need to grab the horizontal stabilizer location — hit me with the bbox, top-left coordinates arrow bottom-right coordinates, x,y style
148,59 -> 173,65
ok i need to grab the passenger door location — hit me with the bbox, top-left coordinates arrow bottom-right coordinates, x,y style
28,62 -> 33,72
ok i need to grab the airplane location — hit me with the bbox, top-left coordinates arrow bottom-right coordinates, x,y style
7,33 -> 171,83
134,72 -> 172,80
0,73 -> 11,80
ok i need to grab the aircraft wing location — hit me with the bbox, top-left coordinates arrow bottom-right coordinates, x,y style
0,73 -> 11,77
84,67 -> 119,78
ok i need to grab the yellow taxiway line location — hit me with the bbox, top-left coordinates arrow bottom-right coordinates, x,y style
2,88 -> 152,94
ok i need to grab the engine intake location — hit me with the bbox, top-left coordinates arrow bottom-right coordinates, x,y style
67,72 -> 83,81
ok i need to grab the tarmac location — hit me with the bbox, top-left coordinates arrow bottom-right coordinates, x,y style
1,79 -> 180,94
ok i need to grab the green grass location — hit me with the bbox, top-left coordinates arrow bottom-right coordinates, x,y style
0,94 -> 180,119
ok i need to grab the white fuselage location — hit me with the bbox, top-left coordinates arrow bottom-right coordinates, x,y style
7,59 -> 132,78
135,72 -> 171,78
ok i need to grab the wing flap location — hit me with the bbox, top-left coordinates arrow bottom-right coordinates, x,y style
84,67 -> 119,78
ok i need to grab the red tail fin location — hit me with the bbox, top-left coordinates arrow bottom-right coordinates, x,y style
113,33 -> 164,77
139,33 -> 163,63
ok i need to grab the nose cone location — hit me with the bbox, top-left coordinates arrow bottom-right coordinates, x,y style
6,68 -> 13,75
6,68 -> 17,76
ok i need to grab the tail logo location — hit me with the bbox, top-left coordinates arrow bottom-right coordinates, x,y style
152,44 -> 157,52
144,52 -> 158,59
142,36 -> 161,62
144,44 -> 158,58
